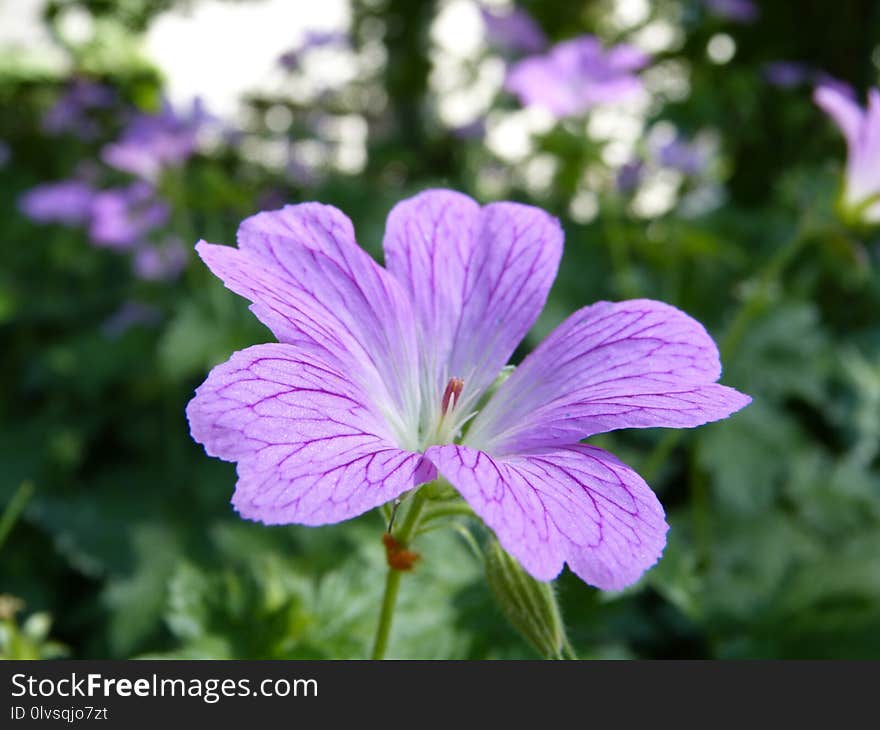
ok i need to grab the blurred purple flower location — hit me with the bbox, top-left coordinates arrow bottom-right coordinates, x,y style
481,6 -> 547,55
656,137 -> 711,176
101,300 -> 162,338
506,36 -> 649,118
42,78 -> 115,140
762,61 -> 812,89
616,161 -> 644,193
102,99 -> 208,180
286,155 -> 322,189
19,180 -> 96,225
133,237 -> 188,281
89,182 -> 170,248
704,0 -> 759,23
256,188 -> 289,212
815,80 -> 880,224
451,118 -> 486,140
0,140 -> 9,168
279,30 -> 349,70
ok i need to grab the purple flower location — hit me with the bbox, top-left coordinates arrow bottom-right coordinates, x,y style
101,300 -> 162,338
481,6 -> 547,55
42,78 -> 115,140
132,237 -> 188,281
656,137 -> 711,176
89,182 -> 170,248
762,61 -> 811,89
451,118 -> 486,140
506,36 -> 649,118
814,81 -> 880,224
102,99 -> 206,180
704,0 -> 758,23
0,140 -> 10,168
185,190 -> 749,590
279,30 -> 349,70
616,161 -> 644,193
19,180 -> 95,225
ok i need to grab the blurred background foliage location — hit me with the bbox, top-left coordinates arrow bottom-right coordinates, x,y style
1,0 -> 880,659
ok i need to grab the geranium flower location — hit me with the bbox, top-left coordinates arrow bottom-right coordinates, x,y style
616,161 -> 644,193
19,180 -> 96,226
89,182 -> 170,249
704,0 -> 758,24
762,61 -> 812,90
186,190 -> 749,590
42,78 -> 115,140
101,300 -> 162,338
655,135 -> 713,177
814,81 -> 880,224
279,30 -> 349,70
132,236 -> 188,282
506,35 -> 648,119
481,6 -> 547,55
102,99 -> 208,180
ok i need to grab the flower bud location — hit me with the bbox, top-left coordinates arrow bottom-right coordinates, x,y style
484,537 -> 566,659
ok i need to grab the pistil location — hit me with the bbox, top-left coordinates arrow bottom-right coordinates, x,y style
440,376 -> 464,416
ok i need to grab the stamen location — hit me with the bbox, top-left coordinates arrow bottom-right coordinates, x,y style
440,377 -> 464,415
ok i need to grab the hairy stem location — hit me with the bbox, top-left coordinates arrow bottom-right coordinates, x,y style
561,636 -> 579,660
370,488 -> 430,660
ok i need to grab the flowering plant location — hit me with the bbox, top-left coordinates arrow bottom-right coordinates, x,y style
186,190 -> 749,656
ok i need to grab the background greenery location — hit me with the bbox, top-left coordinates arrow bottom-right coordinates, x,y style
2,0 -> 880,659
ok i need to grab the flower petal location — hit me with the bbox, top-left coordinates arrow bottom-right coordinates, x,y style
506,36 -> 646,117
427,444 -> 668,590
814,82 -> 863,149
845,88 -> 880,211
382,190 -> 562,421
468,299 -> 751,453
506,56 -> 580,117
605,43 -> 650,72
187,344 -> 435,525
196,203 -> 422,446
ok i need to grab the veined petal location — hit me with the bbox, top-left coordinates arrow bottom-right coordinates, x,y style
468,299 -> 750,453
427,444 -> 668,590
187,344 -> 435,525
196,203 -> 422,447
382,190 -> 562,428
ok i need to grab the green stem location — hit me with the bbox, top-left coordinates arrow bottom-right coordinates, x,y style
602,209 -> 640,299
417,501 -> 475,528
371,569 -> 403,661
370,488 -> 430,660
0,481 -> 35,555
719,220 -> 810,359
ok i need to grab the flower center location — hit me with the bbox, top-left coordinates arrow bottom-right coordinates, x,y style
422,376 -> 466,448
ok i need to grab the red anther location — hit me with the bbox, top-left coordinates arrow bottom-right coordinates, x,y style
440,377 -> 464,415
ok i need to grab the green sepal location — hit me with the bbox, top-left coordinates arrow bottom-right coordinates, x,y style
484,537 -> 567,659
